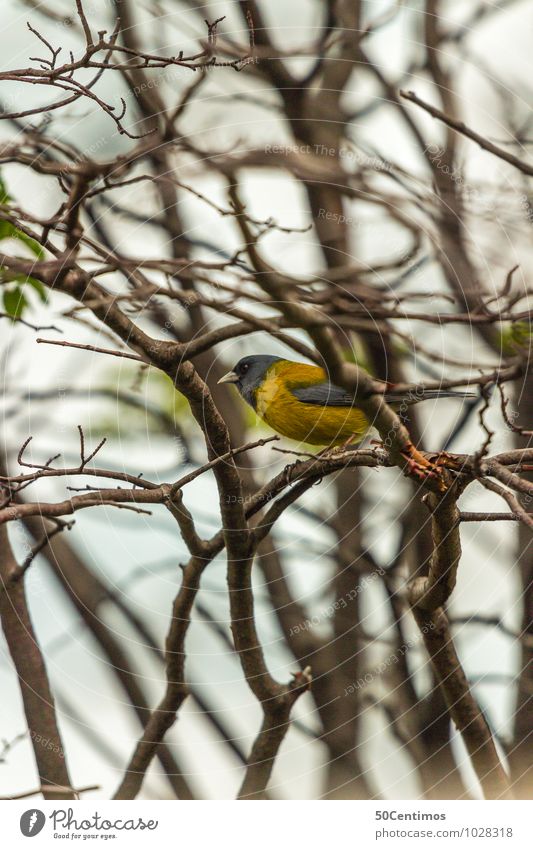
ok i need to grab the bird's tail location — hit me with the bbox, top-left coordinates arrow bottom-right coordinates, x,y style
384,388 -> 476,406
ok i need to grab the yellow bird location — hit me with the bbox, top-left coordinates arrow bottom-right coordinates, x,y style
218,355 -> 474,448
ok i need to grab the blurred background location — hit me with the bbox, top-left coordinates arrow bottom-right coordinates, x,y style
0,0 -> 532,800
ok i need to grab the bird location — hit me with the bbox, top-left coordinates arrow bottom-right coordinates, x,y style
218,354 -> 475,449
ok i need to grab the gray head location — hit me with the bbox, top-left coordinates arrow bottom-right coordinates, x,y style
217,355 -> 283,407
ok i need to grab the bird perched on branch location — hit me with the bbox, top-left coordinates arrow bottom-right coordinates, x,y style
218,354 -> 474,449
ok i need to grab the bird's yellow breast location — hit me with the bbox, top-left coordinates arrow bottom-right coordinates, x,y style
253,361 -> 369,447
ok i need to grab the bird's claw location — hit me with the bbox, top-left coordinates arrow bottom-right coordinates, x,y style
427,450 -> 465,473
318,435 -> 358,459
316,447 -> 337,460
283,459 -> 302,485
400,442 -> 447,491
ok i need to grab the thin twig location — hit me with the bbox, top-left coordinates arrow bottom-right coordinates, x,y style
400,90 -> 533,176
36,338 -> 144,361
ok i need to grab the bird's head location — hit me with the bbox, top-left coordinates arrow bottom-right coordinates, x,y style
217,354 -> 282,406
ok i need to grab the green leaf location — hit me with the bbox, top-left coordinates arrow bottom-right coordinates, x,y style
0,172 -> 44,256
3,286 -> 28,319
14,229 -> 44,258
0,220 -> 44,258
0,269 -> 48,308
0,176 -> 11,206
500,321 -> 533,355
25,276 -> 48,302
0,219 -> 16,240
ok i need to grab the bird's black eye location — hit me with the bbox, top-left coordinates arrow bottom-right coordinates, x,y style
241,363 -> 249,373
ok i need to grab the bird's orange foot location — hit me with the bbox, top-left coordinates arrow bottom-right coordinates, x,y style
400,442 -> 446,491
427,450 -> 465,473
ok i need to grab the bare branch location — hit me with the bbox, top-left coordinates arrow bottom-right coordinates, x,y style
400,89 -> 533,176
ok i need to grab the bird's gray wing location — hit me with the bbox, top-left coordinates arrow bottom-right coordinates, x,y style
292,383 -> 355,407
294,385 -> 476,408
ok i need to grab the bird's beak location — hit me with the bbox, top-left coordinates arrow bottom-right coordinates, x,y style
217,371 -> 239,385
